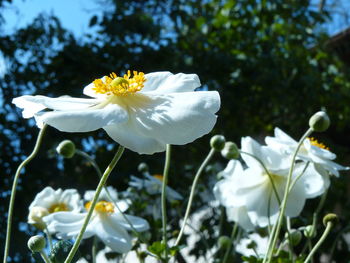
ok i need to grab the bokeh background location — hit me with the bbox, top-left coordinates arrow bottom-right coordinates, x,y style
1,0 -> 350,262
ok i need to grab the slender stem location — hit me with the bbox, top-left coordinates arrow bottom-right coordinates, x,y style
304,222 -> 334,263
64,146 -> 125,263
175,148 -> 216,246
222,223 -> 238,263
3,124 -> 48,263
264,128 -> 313,263
92,237 -> 97,263
288,161 -> 310,194
161,144 -> 172,262
45,227 -> 53,251
40,251 -> 52,263
75,149 -> 145,241
240,151 -> 281,204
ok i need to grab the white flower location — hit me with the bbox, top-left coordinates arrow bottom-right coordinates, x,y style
214,137 -> 325,228
44,190 -> 149,253
236,233 -> 268,258
265,127 -> 349,177
13,71 -> 220,154
129,172 -> 183,200
28,187 -> 81,230
96,246 -> 158,263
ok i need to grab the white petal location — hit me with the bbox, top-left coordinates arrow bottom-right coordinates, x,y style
143,72 -> 201,93
226,206 -> 255,231
37,103 -> 128,132
83,77 -> 109,99
13,95 -> 100,112
125,91 -> 220,146
296,164 -> 325,198
103,123 -> 166,154
304,139 -> 336,160
111,213 -> 150,232
96,216 -> 132,253
13,96 -> 46,118
218,160 -> 244,179
285,179 -> 306,217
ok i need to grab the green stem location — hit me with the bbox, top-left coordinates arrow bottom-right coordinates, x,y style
222,223 -> 238,263
174,148 -> 215,246
3,124 -> 48,263
304,222 -> 334,263
240,151 -> 281,204
45,227 -> 53,251
75,149 -> 145,242
92,237 -> 97,263
40,251 -> 52,263
161,144 -> 172,262
264,128 -> 313,263
64,145 -> 125,263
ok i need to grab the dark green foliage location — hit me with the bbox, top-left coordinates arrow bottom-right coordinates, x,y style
1,0 -> 350,262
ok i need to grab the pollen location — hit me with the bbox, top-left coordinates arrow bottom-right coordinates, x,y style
48,203 -> 69,213
153,174 -> 164,181
308,137 -> 330,151
92,70 -> 146,96
85,201 -> 115,214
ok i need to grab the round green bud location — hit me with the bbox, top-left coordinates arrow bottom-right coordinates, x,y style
323,213 -> 338,227
56,140 -> 76,158
309,111 -> 330,132
303,225 -> 316,238
110,77 -> 129,87
221,141 -> 240,160
285,229 -> 302,246
210,135 -> 226,151
138,162 -> 149,173
218,236 -> 231,249
28,235 -> 46,252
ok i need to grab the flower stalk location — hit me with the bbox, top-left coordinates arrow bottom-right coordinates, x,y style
264,128 -> 313,263
161,144 -> 172,262
63,145 -> 125,263
175,148 -> 216,246
3,124 -> 48,263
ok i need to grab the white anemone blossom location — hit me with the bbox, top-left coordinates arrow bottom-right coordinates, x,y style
214,137 -> 325,228
44,188 -> 149,253
28,186 -> 81,230
13,71 -> 220,154
265,127 -> 349,177
129,173 -> 183,200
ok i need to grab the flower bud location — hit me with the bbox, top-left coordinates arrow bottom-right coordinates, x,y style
323,213 -> 338,227
309,111 -> 330,132
138,162 -> 149,173
218,236 -> 231,248
210,135 -> 226,151
286,229 -> 302,246
303,225 -> 316,238
28,235 -> 46,252
221,142 -> 240,160
28,206 -> 49,230
56,140 -> 76,158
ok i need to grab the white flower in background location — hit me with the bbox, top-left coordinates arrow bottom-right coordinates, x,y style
265,127 -> 349,177
129,173 -> 183,200
28,187 -> 81,230
214,137 -> 325,228
13,71 -> 220,154
236,233 -> 269,258
44,188 -> 149,253
214,160 -> 255,231
96,246 -> 158,263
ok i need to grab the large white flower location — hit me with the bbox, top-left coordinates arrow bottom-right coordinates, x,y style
265,127 -> 349,177
28,186 -> 81,230
44,189 -> 149,253
214,137 -> 325,228
13,71 -> 220,154
129,172 -> 183,200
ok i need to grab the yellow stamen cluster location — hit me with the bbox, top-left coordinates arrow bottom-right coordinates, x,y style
308,137 -> 330,151
92,70 -> 146,96
85,201 -> 115,214
153,174 -> 164,181
48,203 -> 69,213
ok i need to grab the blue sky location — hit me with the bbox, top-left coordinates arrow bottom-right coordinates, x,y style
2,0 -> 101,37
